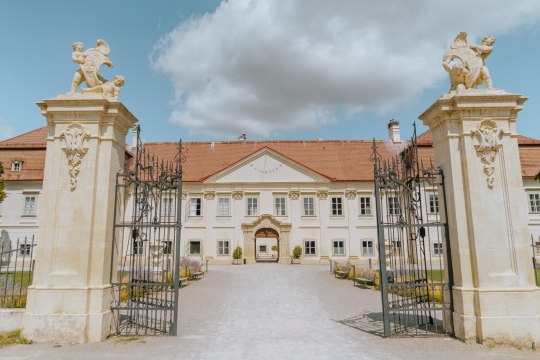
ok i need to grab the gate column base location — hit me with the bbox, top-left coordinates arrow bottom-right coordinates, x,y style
420,89 -> 540,347
22,94 -> 137,343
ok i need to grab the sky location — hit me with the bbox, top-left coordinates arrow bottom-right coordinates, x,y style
1,0 -> 540,143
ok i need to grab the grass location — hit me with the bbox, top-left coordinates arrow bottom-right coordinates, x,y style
0,271 -> 34,308
0,330 -> 29,349
536,269 -> 540,286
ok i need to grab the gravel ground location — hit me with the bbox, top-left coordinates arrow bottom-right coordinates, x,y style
1,264 -> 538,359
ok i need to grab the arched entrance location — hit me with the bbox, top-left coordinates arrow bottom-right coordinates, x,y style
241,214 -> 292,264
255,228 -> 279,262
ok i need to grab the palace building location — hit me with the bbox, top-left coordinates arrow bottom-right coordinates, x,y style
1,121 -> 540,265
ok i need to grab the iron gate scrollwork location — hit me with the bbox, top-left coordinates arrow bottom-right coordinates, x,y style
372,125 -> 453,337
110,125 -> 184,336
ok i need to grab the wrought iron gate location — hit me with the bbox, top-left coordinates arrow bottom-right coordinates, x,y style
372,126 -> 453,337
110,126 -> 183,336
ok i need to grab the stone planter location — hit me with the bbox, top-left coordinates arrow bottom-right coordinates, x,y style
232,259 -> 243,265
292,258 -> 301,264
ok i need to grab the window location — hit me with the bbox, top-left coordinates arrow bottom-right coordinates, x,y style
11,161 -> 22,171
274,197 -> 286,216
217,197 -> 230,216
163,198 -> 174,217
163,240 -> 172,255
331,197 -> 343,216
333,240 -> 345,256
218,240 -> 230,256
189,241 -> 201,255
359,196 -> 371,215
19,244 -> 31,256
303,197 -> 315,216
189,198 -> 202,216
304,240 -> 316,255
24,196 -> 37,216
433,243 -> 443,256
133,240 -> 144,255
362,240 -> 374,256
529,193 -> 540,213
260,245 -> 267,252
387,196 -> 400,215
428,193 -> 439,214
247,197 -> 258,216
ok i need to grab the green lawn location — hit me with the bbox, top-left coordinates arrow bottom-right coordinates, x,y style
537,269 -> 540,286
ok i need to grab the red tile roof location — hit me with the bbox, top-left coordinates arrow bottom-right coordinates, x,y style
1,127 -> 539,182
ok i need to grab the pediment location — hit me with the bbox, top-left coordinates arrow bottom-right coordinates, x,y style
204,147 -> 329,184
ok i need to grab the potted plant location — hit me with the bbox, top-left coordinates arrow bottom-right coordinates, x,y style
292,245 -> 302,264
271,245 -> 278,258
232,246 -> 243,265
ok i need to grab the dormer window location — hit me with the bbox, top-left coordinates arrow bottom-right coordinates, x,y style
11,161 -> 23,171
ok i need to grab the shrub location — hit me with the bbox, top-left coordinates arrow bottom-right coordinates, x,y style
271,245 -> 278,252
292,246 -> 302,259
233,246 -> 242,259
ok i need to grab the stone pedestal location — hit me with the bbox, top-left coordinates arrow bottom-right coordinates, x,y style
22,94 -> 137,343
419,89 -> 540,347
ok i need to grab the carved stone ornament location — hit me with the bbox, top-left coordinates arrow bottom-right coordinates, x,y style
471,118 -> 503,188
204,191 -> 215,200
289,191 -> 300,200
181,192 -> 187,200
317,190 -> 328,200
233,191 -> 244,200
345,189 -> 357,200
60,123 -> 91,190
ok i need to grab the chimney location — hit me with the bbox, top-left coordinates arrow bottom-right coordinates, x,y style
238,133 -> 246,142
387,119 -> 400,142
132,126 -> 139,148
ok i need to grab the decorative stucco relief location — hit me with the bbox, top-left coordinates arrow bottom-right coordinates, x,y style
289,191 -> 300,200
317,190 -> 328,200
345,189 -> 357,200
181,192 -> 187,200
60,123 -> 91,190
232,191 -> 243,200
204,191 -> 215,200
471,118 -> 503,188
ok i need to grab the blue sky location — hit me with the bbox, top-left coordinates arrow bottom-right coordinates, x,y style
1,0 -> 539,143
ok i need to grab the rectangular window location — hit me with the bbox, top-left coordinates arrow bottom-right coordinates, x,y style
303,197 -> 315,216
333,240 -> 345,256
189,241 -> 201,255
359,196 -> 371,215
11,161 -> 22,171
218,240 -> 230,256
260,245 -> 267,252
133,240 -> 144,255
433,243 -> 443,256
247,197 -> 258,216
529,193 -> 540,213
304,240 -> 316,255
274,197 -> 286,216
429,193 -> 439,214
19,244 -> 31,256
24,196 -> 37,216
362,240 -> 374,256
387,196 -> 400,215
217,197 -> 230,216
331,197 -> 343,216
189,198 -> 202,216
163,198 -> 174,217
163,241 -> 172,255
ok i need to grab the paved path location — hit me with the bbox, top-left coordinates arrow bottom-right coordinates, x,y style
1,264 -> 538,359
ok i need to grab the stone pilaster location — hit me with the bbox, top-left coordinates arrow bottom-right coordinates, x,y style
419,89 -> 540,347
22,94 -> 137,343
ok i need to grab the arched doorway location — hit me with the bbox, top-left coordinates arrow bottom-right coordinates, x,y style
255,228 -> 279,262
241,214 -> 292,264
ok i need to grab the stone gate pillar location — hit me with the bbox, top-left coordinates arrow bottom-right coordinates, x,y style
419,89 -> 540,347
22,94 -> 137,343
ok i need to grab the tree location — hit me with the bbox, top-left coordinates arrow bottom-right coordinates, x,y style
0,162 -> 5,204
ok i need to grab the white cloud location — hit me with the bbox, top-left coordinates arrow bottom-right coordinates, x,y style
0,116 -> 15,141
152,0 -> 540,138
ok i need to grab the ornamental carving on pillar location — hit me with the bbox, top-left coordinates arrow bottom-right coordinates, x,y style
60,123 -> 91,190
345,189 -> 357,200
471,118 -> 503,188
181,192 -> 187,200
204,191 -> 215,200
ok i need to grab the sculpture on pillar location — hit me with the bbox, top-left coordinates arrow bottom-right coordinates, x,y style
471,118 -> 503,188
443,32 -> 495,92
70,39 -> 125,99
